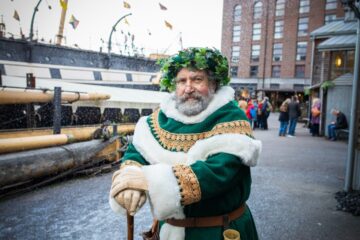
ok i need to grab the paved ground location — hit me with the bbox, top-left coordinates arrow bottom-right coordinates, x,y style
0,113 -> 360,240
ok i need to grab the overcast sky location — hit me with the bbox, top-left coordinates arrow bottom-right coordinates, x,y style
0,0 -> 224,56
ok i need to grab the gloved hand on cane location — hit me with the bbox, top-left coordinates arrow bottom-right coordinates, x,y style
110,166 -> 148,216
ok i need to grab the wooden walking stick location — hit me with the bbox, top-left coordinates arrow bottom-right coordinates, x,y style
127,212 -> 134,240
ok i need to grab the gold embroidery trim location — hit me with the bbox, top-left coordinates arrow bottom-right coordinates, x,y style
120,160 -> 143,170
173,165 -> 201,205
150,109 -> 253,152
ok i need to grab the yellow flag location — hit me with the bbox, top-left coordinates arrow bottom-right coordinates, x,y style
124,18 -> 130,25
165,20 -> 173,30
60,0 -> 68,10
123,1 -> 131,9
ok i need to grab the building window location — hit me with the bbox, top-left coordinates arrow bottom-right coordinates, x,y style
330,50 -> 355,80
295,65 -> 305,78
296,42 -> 307,61
233,25 -> 241,42
270,83 -> 280,89
252,23 -> 261,40
50,68 -> 61,79
326,0 -> 337,10
250,66 -> 259,77
325,14 -> 337,24
251,45 -> 260,62
253,1 -> 263,19
274,20 -> 284,39
275,0 -> 286,17
234,5 -> 242,21
299,0 -> 310,14
271,65 -> 281,78
273,43 -> 283,61
231,66 -> 238,77
231,46 -> 240,62
297,17 -> 309,36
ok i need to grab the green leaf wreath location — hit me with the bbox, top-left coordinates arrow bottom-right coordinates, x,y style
157,47 -> 230,91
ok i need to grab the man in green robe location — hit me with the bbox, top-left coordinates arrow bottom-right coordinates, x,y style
110,48 -> 261,240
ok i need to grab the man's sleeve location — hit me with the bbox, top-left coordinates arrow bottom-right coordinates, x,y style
121,143 -> 150,166
141,153 -> 248,220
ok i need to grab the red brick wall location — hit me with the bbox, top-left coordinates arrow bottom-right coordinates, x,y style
221,0 -> 345,80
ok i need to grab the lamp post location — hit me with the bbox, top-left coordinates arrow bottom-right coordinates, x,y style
340,0 -> 360,191
29,0 -> 43,41
107,13 -> 132,56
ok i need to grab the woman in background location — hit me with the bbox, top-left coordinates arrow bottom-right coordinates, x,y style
278,98 -> 290,136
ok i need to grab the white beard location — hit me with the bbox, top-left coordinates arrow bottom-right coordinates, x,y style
174,89 -> 215,116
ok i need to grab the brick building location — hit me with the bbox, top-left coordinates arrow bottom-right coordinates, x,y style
221,0 -> 344,105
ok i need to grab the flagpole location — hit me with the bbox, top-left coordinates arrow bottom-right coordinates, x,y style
107,13 -> 132,66
29,0 -> 43,41
56,0 -> 68,45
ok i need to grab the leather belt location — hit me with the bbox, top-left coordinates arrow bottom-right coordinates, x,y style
165,203 -> 246,228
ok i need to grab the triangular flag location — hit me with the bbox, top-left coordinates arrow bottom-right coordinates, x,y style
159,3 -> 167,10
124,18 -> 130,25
69,15 -> 79,29
13,10 -> 20,21
123,1 -> 131,9
165,20 -> 173,30
59,0 -> 68,10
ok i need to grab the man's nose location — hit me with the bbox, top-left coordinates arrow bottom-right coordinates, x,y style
184,79 -> 194,93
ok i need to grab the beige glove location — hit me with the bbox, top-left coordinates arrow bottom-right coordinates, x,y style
110,167 -> 148,215
115,190 -> 147,216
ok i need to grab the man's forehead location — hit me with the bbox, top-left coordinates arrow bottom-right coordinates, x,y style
176,68 -> 207,77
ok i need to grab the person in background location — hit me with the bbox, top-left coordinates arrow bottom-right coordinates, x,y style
238,99 -> 248,112
109,48 -> 261,240
328,108 -> 348,141
310,98 -> 321,137
260,97 -> 272,130
246,99 -> 256,129
252,99 -> 259,129
287,95 -> 301,137
278,98 -> 290,136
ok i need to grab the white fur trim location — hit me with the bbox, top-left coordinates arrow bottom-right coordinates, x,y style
160,223 -> 185,240
132,117 -> 187,166
187,134 -> 262,167
160,86 -> 235,124
133,118 -> 261,167
142,164 -> 185,220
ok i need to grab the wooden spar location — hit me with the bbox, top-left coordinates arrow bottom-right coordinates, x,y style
0,124 -> 135,140
0,134 -> 73,154
0,88 -> 110,105
0,139 -> 115,188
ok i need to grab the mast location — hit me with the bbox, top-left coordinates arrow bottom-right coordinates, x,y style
56,0 -> 68,45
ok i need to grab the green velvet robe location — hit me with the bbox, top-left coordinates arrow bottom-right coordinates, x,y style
120,87 -> 261,240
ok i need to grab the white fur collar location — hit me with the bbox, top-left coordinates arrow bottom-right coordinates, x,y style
160,86 -> 235,124
132,116 -> 261,167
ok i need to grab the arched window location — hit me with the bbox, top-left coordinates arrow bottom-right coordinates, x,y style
233,5 -> 242,21
253,1 -> 263,19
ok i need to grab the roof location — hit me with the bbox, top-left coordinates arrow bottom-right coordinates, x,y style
317,35 -> 357,51
310,20 -> 357,38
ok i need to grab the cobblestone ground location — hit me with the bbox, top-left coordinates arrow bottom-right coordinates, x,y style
1,114 -> 360,240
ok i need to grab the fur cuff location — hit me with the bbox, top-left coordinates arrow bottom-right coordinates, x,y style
187,134 -> 262,167
142,164 -> 185,220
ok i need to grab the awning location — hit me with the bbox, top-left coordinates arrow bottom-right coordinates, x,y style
317,35 -> 357,51
310,20 -> 357,38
